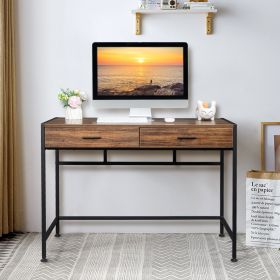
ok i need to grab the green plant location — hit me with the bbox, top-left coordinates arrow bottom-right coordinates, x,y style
57,88 -> 87,108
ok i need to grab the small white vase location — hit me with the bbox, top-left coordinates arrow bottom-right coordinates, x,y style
65,106 -> 82,124
138,0 -> 146,9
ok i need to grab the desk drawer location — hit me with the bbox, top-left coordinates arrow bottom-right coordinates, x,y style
140,127 -> 233,148
45,127 -> 139,148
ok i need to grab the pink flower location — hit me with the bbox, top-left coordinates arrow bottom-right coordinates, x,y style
68,96 -> 82,108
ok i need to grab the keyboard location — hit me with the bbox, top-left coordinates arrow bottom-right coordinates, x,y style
97,117 -> 150,124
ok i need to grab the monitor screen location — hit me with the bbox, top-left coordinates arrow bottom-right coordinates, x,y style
92,42 -> 188,100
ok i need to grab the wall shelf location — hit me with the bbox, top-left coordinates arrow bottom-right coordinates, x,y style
131,8 -> 218,35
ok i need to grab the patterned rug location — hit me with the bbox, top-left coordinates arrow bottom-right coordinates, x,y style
0,233 -> 280,280
0,234 -> 24,273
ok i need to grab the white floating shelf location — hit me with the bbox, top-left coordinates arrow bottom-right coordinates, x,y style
131,8 -> 218,35
131,8 -> 217,14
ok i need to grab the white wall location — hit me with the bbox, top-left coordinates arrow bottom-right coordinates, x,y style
16,0 -> 280,233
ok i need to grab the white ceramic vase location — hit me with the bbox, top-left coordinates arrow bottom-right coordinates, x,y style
65,106 -> 82,124
138,0 -> 146,9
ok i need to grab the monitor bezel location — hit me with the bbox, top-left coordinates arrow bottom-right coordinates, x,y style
92,42 -> 188,100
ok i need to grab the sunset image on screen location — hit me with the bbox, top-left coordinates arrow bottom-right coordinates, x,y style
97,47 -> 184,97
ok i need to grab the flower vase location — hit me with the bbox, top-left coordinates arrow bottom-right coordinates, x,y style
65,106 -> 83,124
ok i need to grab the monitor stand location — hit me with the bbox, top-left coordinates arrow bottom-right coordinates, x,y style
96,108 -> 152,124
129,108 -> 152,121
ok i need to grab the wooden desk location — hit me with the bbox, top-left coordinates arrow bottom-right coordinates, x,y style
41,118 -> 237,262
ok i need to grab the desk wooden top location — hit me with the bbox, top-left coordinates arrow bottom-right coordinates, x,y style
43,118 -> 235,128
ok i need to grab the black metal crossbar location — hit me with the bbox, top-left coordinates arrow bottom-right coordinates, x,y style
59,216 -> 222,221
59,161 -> 221,166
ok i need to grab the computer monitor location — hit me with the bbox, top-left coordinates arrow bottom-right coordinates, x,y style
92,42 -> 188,117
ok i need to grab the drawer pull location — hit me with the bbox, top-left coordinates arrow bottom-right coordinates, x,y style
82,136 -> 102,140
177,136 -> 197,140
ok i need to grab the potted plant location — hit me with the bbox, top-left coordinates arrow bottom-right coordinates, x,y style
58,89 -> 87,121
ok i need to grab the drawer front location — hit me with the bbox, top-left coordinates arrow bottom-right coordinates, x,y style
140,127 -> 233,148
45,127 -> 139,148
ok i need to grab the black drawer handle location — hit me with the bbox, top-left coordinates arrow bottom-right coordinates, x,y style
177,136 -> 197,140
82,136 -> 102,140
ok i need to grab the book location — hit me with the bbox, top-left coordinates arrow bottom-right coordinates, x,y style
146,0 -> 161,9
183,2 -> 214,10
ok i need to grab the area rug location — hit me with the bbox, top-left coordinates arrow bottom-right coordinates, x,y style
0,234 -> 24,272
0,233 -> 280,279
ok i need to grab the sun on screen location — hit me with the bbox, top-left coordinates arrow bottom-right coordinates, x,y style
137,57 -> 145,64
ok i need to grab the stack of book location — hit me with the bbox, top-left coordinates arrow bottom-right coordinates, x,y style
183,2 -> 215,11
146,0 -> 161,9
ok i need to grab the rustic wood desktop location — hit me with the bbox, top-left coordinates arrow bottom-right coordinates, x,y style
41,118 -> 237,262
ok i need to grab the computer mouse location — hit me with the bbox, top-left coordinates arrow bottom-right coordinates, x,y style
164,117 -> 175,123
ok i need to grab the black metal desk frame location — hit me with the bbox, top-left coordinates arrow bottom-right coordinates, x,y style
41,121 -> 237,262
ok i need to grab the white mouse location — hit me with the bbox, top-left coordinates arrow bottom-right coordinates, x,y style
164,117 -> 175,123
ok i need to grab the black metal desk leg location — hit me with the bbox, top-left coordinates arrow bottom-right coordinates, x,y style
55,150 -> 61,237
41,126 -> 47,262
219,150 -> 225,237
231,125 -> 238,262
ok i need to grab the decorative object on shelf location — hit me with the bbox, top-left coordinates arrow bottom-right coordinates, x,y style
161,0 -> 177,10
138,0 -> 147,9
58,89 -> 87,122
183,1 -> 214,10
146,0 -> 161,9
261,122 -> 280,170
196,100 -> 216,121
